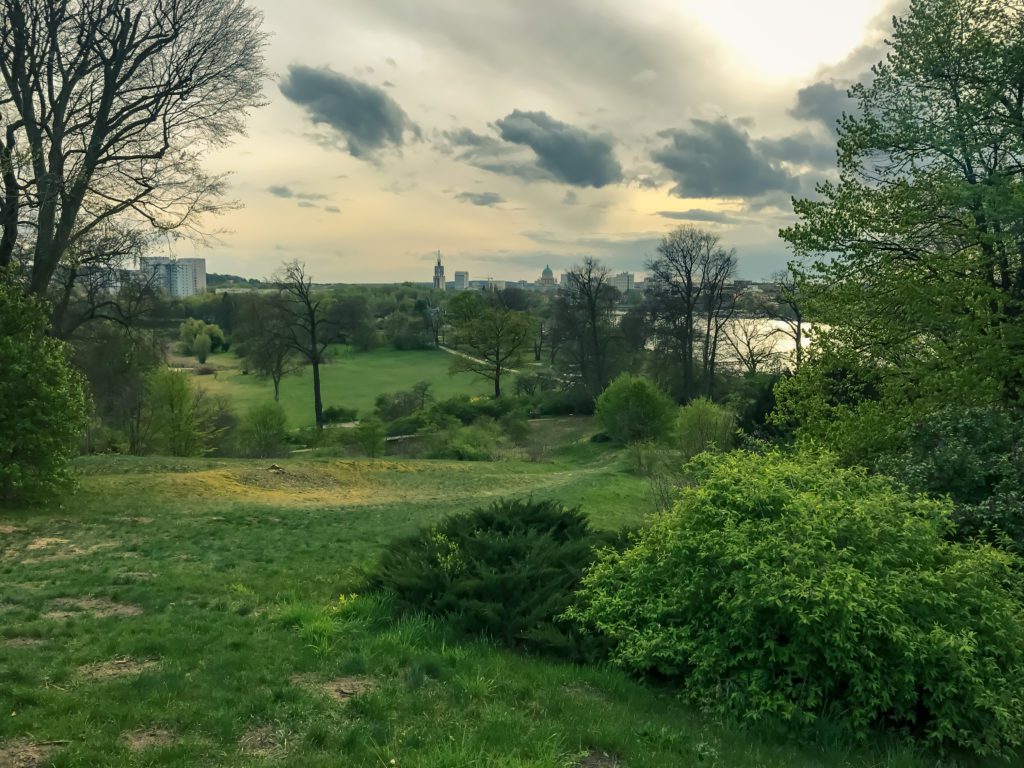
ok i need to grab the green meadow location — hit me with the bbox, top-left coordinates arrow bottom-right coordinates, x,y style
0,436 -> 971,767
196,347 -> 490,428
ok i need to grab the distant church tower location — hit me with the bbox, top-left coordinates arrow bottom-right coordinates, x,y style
432,250 -> 446,291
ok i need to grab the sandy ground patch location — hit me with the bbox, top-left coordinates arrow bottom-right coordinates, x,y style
123,728 -> 175,750
78,657 -> 159,681
0,525 -> 23,535
293,675 -> 377,703
0,739 -> 65,768
45,597 -> 143,620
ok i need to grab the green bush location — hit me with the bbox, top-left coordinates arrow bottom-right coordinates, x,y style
372,498 -> 621,659
142,369 -> 221,456
569,451 -> 1024,757
875,405 -> 1024,555
322,405 -> 358,424
595,374 -> 676,444
419,420 -> 505,461
239,402 -> 289,458
354,417 -> 387,457
0,279 -> 90,501
675,397 -> 735,458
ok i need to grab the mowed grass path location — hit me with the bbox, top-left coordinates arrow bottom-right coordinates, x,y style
197,347 -> 488,427
0,454 -> 964,767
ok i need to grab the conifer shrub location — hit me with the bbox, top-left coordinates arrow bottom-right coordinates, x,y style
372,498 -> 621,659
569,451 -> 1024,757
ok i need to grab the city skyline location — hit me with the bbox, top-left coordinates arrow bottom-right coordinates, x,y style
168,0 -> 902,282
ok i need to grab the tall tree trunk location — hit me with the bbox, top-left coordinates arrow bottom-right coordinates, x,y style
312,360 -> 324,428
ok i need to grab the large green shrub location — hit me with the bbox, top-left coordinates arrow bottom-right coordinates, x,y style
569,451 -> 1024,757
372,498 -> 620,659
595,374 -> 676,444
142,369 -> 221,456
0,280 -> 90,502
239,402 -> 289,458
675,397 -> 735,458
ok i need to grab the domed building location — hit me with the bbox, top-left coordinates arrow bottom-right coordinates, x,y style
538,264 -> 556,288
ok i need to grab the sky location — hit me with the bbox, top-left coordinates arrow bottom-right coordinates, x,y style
188,0 -> 901,283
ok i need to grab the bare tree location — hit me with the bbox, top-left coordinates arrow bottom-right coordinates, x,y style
553,257 -> 622,396
646,226 -> 734,400
0,0 -> 267,294
698,245 -> 737,397
762,265 -> 808,371
723,318 -> 781,375
275,261 -> 342,428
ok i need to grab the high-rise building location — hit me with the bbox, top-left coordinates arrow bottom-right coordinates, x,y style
139,257 -> 207,297
611,271 -> 635,294
454,270 -> 469,290
432,251 -> 446,291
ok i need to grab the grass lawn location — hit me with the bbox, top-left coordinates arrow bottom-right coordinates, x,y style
0,451 -> 974,767
196,347 -> 490,428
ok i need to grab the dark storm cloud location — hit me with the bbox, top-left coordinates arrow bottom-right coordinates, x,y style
280,65 -> 420,159
455,191 -> 505,207
756,132 -> 836,169
790,81 -> 852,131
651,119 -> 800,199
494,110 -> 623,188
656,209 -> 739,224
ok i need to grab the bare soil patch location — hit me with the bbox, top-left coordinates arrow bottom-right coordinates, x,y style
78,657 -> 158,681
26,537 -> 68,551
578,749 -> 622,768
3,637 -> 45,648
0,739 -> 64,768
45,597 -> 143,620
0,525 -> 23,535
293,675 -> 377,703
238,725 -> 286,758
123,728 -> 175,751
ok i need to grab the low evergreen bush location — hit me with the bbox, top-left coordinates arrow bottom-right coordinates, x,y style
372,498 -> 621,659
569,451 -> 1024,757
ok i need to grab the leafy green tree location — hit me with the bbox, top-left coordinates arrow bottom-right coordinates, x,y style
448,292 -> 533,398
193,331 -> 212,364
143,369 -> 220,456
595,374 -> 676,444
233,294 -> 301,402
570,451 -> 1024,757
0,278 -> 89,501
781,0 -> 1024,426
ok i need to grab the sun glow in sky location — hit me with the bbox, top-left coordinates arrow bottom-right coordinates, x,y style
191,0 -> 898,283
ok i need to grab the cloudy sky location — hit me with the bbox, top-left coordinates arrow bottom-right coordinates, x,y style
192,0 -> 900,283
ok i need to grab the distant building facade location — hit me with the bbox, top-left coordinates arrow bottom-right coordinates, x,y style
454,270 -> 469,290
432,251 -> 446,291
537,264 -> 557,289
611,271 -> 635,294
139,256 -> 207,297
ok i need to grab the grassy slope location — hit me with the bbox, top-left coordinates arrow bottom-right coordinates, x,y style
197,347 -> 489,428
0,450 -> 964,767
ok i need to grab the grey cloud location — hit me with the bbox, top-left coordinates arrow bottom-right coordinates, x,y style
756,131 -> 836,169
790,81 -> 851,131
324,205 -> 341,213
455,191 -> 505,207
280,65 -> 420,159
563,190 -> 579,205
651,119 -> 800,198
493,110 -> 623,188
297,201 -> 318,208
656,209 -> 739,223
267,185 -> 329,200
